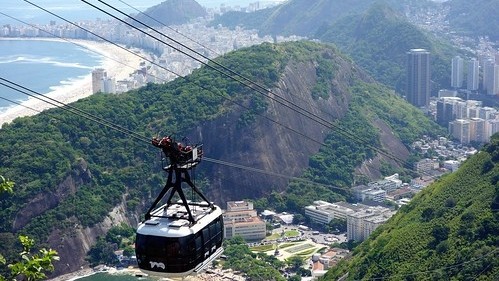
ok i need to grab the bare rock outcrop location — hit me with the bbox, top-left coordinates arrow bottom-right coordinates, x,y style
12,159 -> 91,231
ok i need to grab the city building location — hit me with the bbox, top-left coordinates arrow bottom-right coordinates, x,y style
437,89 -> 457,98
91,68 -> 106,94
449,119 -> 471,144
304,201 -> 364,225
443,160 -> 460,172
436,97 -> 461,126
223,201 -> 266,241
415,158 -> 439,174
103,77 -> 116,94
469,117 -> 485,143
347,206 -> 394,241
406,49 -> 431,108
485,119 -> 499,141
368,176 -> 401,192
483,59 -> 499,95
361,188 -> 387,203
467,58 -> 479,91
451,56 -> 464,88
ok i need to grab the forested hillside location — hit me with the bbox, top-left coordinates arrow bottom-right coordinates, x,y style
211,0 -> 430,37
323,135 -> 499,280
445,0 -> 499,40
212,1 -> 456,95
129,0 -> 206,27
0,41 -> 442,276
316,3 -> 456,95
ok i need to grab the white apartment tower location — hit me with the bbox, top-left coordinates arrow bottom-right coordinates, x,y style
451,56 -> 464,88
483,59 -> 499,95
469,118 -> 485,143
91,68 -> 106,94
467,58 -> 479,91
449,119 -> 471,144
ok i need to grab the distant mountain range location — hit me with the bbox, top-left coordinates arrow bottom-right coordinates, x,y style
316,3 -> 455,94
211,0 -> 457,94
210,0 -> 431,37
129,0 -> 207,27
445,0 -> 499,40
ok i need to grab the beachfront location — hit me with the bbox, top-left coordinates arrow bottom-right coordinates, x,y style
0,38 -> 149,126
46,266 -> 247,281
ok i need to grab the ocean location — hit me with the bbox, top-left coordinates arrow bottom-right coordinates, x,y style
0,39 -> 103,111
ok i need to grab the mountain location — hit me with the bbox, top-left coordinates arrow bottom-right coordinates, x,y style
0,41 -> 442,277
129,0 -> 207,27
212,1 -> 456,94
445,0 -> 499,40
323,135 -> 499,280
316,3 -> 456,95
210,0 -> 430,37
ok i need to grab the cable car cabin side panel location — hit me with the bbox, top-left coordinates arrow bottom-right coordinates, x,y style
135,206 -> 224,278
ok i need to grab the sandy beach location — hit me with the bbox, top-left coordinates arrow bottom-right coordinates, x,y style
0,38 -> 148,126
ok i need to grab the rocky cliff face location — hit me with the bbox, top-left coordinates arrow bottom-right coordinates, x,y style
12,159 -> 91,231
187,51 -> 375,204
46,199 -> 131,277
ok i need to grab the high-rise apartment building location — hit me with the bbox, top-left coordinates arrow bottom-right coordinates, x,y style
449,119 -> 471,144
406,49 -> 431,108
347,207 -> 394,242
451,56 -> 464,88
469,118 -> 485,143
467,58 -> 479,91
91,68 -> 106,94
483,59 -> 499,95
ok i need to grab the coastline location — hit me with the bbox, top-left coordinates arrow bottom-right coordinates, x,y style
0,37 -> 148,127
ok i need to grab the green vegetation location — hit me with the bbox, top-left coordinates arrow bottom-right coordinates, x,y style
250,244 -> 275,252
0,236 -> 58,281
322,134 -> 499,280
447,0 -> 499,40
223,237 -> 285,281
0,40 -> 444,273
86,223 -> 135,266
0,176 -> 14,194
0,179 -> 59,281
211,0 -> 416,37
0,42 -> 290,243
317,3 -> 457,94
278,79 -> 443,214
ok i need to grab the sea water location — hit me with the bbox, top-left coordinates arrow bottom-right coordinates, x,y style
0,39 -> 102,111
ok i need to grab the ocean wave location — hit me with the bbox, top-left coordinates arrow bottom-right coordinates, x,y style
48,74 -> 90,91
0,55 -> 93,69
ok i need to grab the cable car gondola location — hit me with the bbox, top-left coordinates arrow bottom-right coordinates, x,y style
135,136 -> 224,278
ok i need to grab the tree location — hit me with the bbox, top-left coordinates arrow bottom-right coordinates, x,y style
0,176 -> 14,194
286,256 -> 304,271
1,236 -> 59,281
1,176 -> 59,281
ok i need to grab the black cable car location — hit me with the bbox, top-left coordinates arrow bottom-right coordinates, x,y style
135,136 -> 224,278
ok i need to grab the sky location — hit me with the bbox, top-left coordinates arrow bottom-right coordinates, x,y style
1,0 -> 287,24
